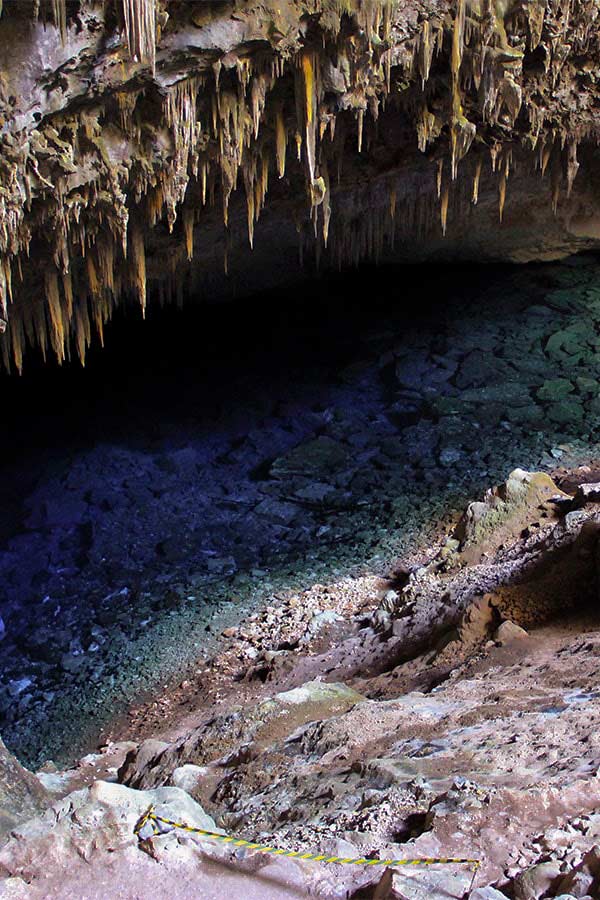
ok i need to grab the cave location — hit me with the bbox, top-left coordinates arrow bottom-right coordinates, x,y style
2,3 -> 600,900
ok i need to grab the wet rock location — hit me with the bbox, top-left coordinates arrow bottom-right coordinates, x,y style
206,556 -> 237,575
455,351 -> 511,390
575,376 -> 597,395
294,483 -> 336,504
546,400 -> 584,428
60,652 -> 86,675
537,379 -> 575,403
6,680 -> 32,699
395,352 -> 454,392
439,448 -> 464,467
461,383 -> 530,406
271,437 -> 348,478
254,499 -> 299,525
545,327 -> 589,360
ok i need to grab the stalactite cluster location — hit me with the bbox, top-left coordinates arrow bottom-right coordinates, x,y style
0,0 -> 599,371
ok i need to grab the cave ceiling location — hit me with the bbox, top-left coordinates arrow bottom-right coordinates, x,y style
1,0 -> 600,370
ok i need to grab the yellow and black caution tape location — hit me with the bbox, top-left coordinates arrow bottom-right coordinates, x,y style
134,805 -> 481,890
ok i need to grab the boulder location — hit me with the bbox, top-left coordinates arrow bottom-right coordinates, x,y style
513,861 -> 562,899
271,437 -> 349,479
493,621 -> 529,645
537,379 -> 575,403
170,765 -> 209,795
0,780 -> 220,882
372,865 -> 472,899
453,469 -> 568,564
118,740 -> 169,789
0,738 -> 50,843
555,846 -> 600,897
274,681 -> 363,707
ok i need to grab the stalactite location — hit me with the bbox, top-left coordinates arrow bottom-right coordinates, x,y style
33,302 -> 48,364
10,315 -> 25,375
526,1 -> 546,50
97,238 -> 115,297
52,0 -> 66,44
122,0 -> 156,70
275,106 -> 287,179
436,159 -> 444,199
357,109 -> 364,153
440,182 -> 449,237
566,141 -> 579,196
130,223 -> 146,316
165,79 -> 199,154
499,171 -> 507,223
321,160 -> 331,247
472,157 -> 482,204
490,143 -> 500,173
299,50 -> 318,184
390,186 -> 397,220
0,256 -> 10,331
183,208 -> 194,261
551,159 -> 561,214
451,116 -> 476,180
116,91 -> 139,134
417,107 -> 438,153
418,20 -> 433,88
244,161 -> 256,249
62,271 -> 73,321
75,300 -> 88,366
44,267 -> 65,364
0,0 -> 598,372
451,0 -> 466,117
86,254 -> 100,299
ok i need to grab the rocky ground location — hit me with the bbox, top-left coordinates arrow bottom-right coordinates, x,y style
3,255 -> 600,766
1,462 -> 600,898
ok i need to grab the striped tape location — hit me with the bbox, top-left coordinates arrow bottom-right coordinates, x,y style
134,805 -> 480,877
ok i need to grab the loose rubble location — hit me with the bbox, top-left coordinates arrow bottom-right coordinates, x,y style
2,466 -> 600,897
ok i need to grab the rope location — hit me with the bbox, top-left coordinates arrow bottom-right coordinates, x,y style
134,805 -> 481,891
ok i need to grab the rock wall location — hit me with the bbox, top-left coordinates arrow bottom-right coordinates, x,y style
1,1 -> 600,371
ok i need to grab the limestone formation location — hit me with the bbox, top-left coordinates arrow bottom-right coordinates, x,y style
1,1 -> 600,370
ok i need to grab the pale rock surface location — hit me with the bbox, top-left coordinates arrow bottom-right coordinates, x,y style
494,621 -> 530,645
470,889 -> 509,900
0,739 -> 49,841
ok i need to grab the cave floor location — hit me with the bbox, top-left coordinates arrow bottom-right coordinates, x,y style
2,254 -> 600,767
